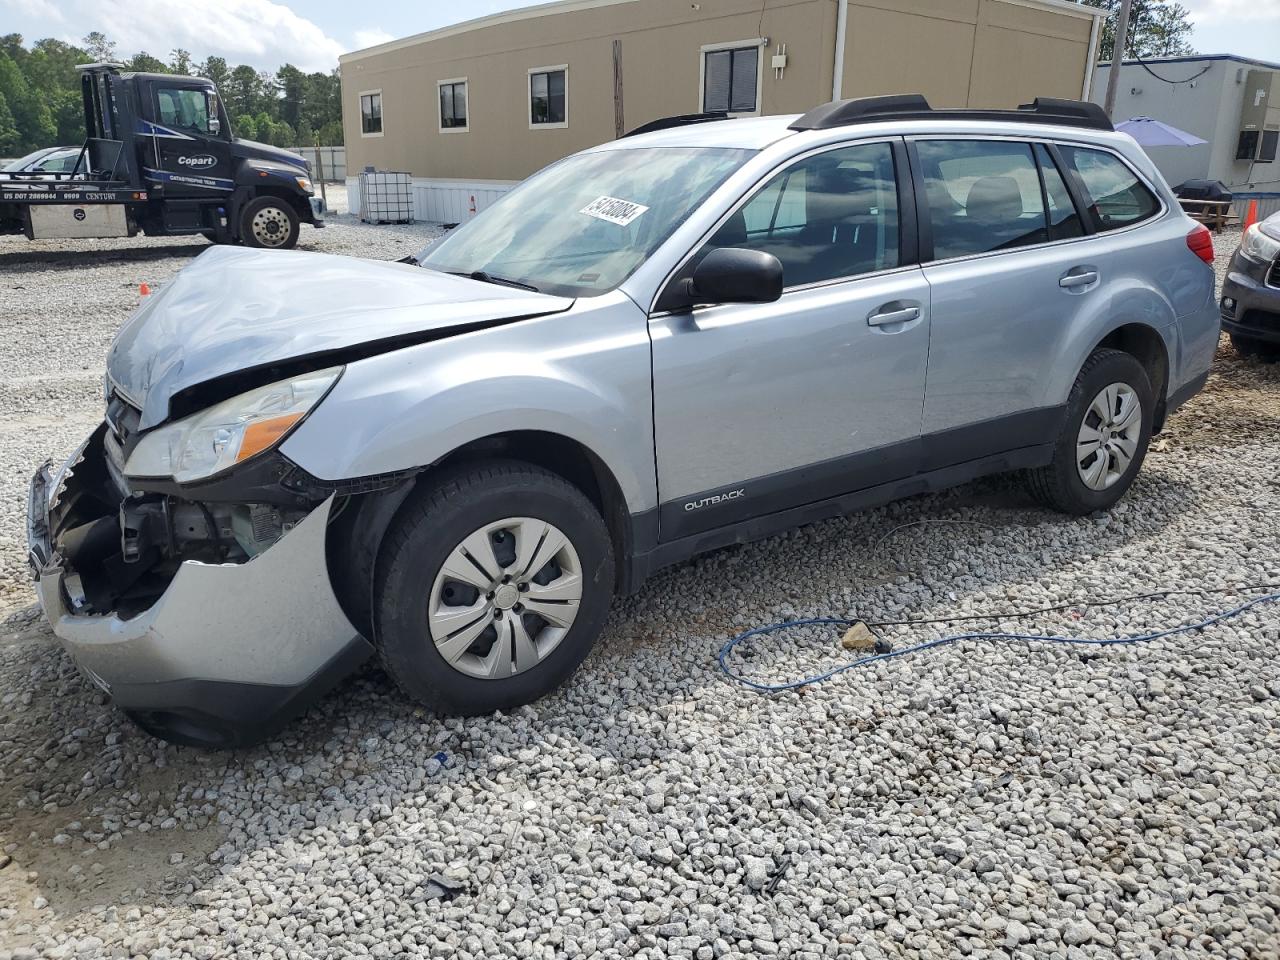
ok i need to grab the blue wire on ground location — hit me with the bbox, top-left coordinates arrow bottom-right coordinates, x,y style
717,590 -> 1280,693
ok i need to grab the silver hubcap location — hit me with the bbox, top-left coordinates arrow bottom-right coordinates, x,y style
1077,382 -> 1142,491
250,206 -> 290,246
428,517 -> 583,680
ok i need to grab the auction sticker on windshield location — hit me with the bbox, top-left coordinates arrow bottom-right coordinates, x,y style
580,196 -> 650,227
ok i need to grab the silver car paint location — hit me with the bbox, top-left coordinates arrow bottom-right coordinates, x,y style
108,244 -> 572,429
650,268 -> 931,500
285,117 -> 1214,521
36,496 -> 358,690
281,290 -> 659,513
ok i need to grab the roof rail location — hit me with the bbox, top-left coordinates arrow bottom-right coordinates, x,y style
789,95 -> 1113,132
622,112 -> 729,138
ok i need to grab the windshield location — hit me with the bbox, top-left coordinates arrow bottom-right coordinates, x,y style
419,146 -> 754,297
3,149 -> 53,172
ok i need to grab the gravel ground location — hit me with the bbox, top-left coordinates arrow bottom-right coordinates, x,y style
1,224 -> 1278,959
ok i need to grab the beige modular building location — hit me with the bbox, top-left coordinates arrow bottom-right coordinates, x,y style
339,0 -> 1107,220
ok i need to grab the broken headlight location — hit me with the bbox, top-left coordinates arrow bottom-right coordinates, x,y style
124,367 -> 341,483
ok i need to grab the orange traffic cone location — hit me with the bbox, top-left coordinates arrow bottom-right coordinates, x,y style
139,282 -> 151,296
1244,199 -> 1259,231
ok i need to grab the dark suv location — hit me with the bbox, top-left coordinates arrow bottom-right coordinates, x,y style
1221,213 -> 1280,359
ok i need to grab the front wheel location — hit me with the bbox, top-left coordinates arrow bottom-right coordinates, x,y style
239,196 -> 300,250
375,461 -> 615,715
1025,348 -> 1153,515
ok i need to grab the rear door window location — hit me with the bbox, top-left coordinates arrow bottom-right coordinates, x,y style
1057,145 -> 1160,232
916,140 -> 1048,260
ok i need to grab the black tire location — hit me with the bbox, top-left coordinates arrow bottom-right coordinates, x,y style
1025,348 -> 1153,515
239,196 -> 300,250
1230,333 -> 1280,362
375,460 -> 615,715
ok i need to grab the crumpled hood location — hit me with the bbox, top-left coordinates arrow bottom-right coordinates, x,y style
108,245 -> 572,429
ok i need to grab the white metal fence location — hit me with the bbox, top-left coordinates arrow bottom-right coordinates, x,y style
287,146 -> 345,181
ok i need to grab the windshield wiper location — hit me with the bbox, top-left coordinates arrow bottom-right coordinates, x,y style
451,269 -> 540,293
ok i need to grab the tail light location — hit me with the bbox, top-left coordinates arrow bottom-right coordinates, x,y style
1186,224 -> 1214,265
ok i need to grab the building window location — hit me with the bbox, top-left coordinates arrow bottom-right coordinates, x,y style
1260,128 -> 1279,163
1237,130 -> 1260,161
360,90 -> 383,137
438,78 -> 468,132
529,66 -> 567,128
701,42 -> 762,115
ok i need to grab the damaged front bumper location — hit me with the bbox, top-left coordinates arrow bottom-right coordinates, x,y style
27,426 -> 370,747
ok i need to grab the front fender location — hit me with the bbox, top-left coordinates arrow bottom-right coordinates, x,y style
280,293 -> 657,513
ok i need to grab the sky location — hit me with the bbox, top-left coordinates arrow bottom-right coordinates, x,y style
1,0 -> 1277,73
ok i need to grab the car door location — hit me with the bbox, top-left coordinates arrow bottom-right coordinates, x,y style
649,138 -> 931,541
912,137 -> 1096,467
144,81 -> 234,199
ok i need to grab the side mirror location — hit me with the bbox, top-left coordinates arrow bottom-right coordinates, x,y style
670,247 -> 783,310
208,115 -> 221,136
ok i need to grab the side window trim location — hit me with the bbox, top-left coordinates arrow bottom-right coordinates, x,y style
1034,143 -> 1088,241
650,136 -> 918,315
1045,141 -> 1099,235
903,139 -> 933,262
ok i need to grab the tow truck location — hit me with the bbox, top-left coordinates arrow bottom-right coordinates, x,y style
0,63 -> 323,249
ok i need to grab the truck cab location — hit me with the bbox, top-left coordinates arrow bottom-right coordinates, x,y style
0,64 -> 322,249
124,69 -> 323,246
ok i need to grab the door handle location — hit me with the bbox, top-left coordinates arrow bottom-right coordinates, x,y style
867,305 -> 921,327
1059,269 -> 1099,289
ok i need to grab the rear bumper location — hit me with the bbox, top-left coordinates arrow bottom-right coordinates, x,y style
1221,254 -> 1280,342
27,429 -> 369,746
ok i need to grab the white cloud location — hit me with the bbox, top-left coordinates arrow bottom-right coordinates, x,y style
352,28 -> 395,51
0,0 -> 346,71
1181,0 -> 1280,23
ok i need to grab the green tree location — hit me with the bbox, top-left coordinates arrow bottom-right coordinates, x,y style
224,64 -> 262,118
317,119 -> 342,145
125,51 -> 168,73
1082,0 -> 1195,60
0,51 -> 54,150
197,55 -> 230,90
82,31 -> 115,62
169,48 -> 192,75
233,113 -> 258,141
0,89 -> 20,153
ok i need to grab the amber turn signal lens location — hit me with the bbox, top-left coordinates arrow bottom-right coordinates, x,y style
236,413 -> 304,462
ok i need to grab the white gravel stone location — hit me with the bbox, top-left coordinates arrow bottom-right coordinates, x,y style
1,223 -> 1278,958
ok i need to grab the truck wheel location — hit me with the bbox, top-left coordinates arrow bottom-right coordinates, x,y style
1024,348 -> 1153,515
240,196 -> 299,250
375,460 -> 615,716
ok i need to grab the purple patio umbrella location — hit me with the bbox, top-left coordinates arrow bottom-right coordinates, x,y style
1115,117 -> 1208,147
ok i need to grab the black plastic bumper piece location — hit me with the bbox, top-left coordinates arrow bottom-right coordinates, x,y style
116,634 -> 373,748
1221,253 -> 1280,343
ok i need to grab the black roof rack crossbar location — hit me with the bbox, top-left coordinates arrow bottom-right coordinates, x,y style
789,95 -> 1113,132
623,112 -> 730,138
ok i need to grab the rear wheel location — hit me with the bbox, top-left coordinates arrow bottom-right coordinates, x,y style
240,196 -> 300,250
375,461 -> 614,715
1025,348 -> 1153,515
1230,333 -> 1280,362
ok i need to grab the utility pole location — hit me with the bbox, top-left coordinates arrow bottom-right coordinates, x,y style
1103,0 -> 1134,118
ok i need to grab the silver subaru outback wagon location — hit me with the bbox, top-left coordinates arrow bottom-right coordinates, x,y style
27,95 -> 1220,745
